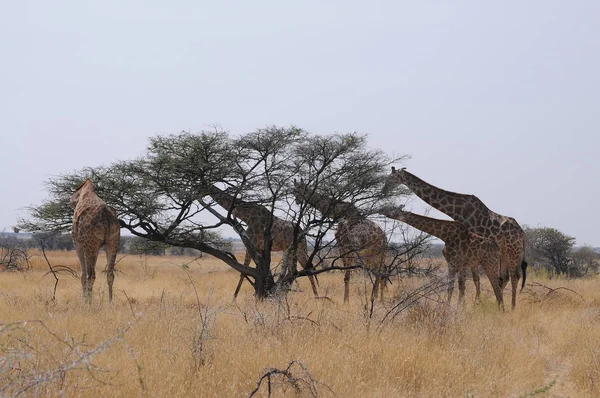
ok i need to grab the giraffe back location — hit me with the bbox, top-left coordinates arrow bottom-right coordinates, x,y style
336,218 -> 386,270
72,182 -> 119,249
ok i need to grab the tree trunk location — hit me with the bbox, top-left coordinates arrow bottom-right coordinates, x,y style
253,270 -> 276,299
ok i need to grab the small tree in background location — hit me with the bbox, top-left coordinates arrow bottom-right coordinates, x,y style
524,226 -> 581,277
571,245 -> 600,277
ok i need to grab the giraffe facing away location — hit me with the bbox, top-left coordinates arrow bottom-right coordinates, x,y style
292,180 -> 387,303
383,167 -> 527,308
376,204 -> 505,308
70,179 -> 120,302
201,184 -> 318,298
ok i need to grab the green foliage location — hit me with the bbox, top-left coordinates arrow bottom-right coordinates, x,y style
127,236 -> 170,256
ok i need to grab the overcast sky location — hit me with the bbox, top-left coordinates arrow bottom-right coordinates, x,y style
1,1 -> 599,245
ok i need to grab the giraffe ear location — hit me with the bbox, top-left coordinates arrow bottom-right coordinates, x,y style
401,167 -> 407,171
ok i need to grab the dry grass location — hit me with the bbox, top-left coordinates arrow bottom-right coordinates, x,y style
1,250 -> 599,397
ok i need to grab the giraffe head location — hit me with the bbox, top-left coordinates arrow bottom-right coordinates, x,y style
375,204 -> 407,220
291,179 -> 310,206
382,166 -> 407,194
70,178 -> 94,208
192,183 -> 213,201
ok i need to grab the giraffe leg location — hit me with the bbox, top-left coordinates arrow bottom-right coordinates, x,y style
447,264 -> 456,304
298,246 -> 319,297
233,251 -> 251,299
458,266 -> 467,305
499,250 -> 510,290
509,266 -> 519,309
481,258 -> 505,310
371,276 -> 380,302
308,274 -> 319,297
76,246 -> 88,300
83,250 -> 99,303
343,270 -> 351,304
105,236 -> 119,303
491,279 -> 505,311
339,250 -> 353,304
472,267 -> 481,304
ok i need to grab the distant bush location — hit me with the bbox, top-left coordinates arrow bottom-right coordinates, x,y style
524,226 -> 597,278
571,245 -> 600,277
0,236 -> 30,271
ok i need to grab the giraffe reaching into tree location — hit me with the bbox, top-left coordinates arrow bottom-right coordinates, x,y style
292,180 -> 387,303
70,179 -> 120,302
201,184 -> 318,298
376,204 -> 504,308
383,167 -> 527,308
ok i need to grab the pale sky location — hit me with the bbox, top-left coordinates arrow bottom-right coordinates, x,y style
1,1 -> 599,245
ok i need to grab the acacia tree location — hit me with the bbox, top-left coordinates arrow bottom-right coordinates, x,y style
524,226 -> 576,277
571,245 -> 600,276
20,127 -> 416,298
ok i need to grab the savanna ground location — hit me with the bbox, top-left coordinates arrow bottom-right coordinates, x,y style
1,250 -> 599,397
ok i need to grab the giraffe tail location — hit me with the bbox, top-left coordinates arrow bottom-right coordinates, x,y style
520,260 -> 528,292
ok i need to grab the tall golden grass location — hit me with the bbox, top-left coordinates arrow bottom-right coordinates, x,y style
1,250 -> 599,397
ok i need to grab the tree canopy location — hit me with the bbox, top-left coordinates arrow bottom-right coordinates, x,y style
20,126 -> 419,297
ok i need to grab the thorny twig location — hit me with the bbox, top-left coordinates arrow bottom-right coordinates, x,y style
380,278 -> 448,323
39,241 -> 59,301
247,360 -> 332,398
526,281 -> 584,301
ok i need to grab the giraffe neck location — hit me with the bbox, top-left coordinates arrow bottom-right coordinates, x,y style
304,190 -> 361,220
79,188 -> 102,204
398,169 -> 489,221
207,185 -> 270,223
397,211 -> 464,242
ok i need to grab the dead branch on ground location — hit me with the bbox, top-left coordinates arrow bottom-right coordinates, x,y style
247,360 -> 331,398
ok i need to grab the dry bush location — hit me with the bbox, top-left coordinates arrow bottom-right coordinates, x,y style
522,281 -> 585,308
0,320 -> 137,396
248,360 -> 324,397
0,238 -> 30,272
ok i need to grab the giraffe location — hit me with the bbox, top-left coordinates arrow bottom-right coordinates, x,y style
376,204 -> 504,308
70,179 -> 120,302
383,167 -> 527,308
201,184 -> 319,298
292,180 -> 387,303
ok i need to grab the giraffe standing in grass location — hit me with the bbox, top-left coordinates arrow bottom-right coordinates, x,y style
70,179 -> 120,302
377,204 -> 505,308
383,167 -> 527,308
201,185 -> 319,298
292,180 -> 387,303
